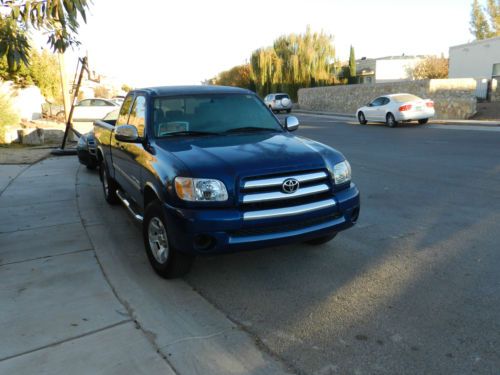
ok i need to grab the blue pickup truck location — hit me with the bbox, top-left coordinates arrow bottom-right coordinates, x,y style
94,86 -> 360,278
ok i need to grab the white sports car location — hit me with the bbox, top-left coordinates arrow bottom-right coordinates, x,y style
356,93 -> 435,127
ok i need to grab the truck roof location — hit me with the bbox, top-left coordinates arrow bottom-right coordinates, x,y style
135,85 -> 253,97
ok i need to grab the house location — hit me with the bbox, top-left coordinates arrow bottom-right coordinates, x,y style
355,55 -> 424,84
448,36 -> 500,80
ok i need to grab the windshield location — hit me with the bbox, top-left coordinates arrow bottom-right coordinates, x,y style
152,94 -> 282,137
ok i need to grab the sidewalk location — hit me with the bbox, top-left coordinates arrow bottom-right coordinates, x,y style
0,157 -> 291,374
0,157 -> 174,374
293,109 -> 500,126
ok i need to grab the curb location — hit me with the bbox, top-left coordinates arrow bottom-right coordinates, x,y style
293,110 -> 500,126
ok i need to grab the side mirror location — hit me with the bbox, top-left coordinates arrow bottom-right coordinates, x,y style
285,116 -> 299,131
115,125 -> 140,143
367,103 -> 373,107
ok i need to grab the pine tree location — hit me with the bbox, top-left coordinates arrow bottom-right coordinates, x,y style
348,46 -> 356,84
470,0 -> 494,39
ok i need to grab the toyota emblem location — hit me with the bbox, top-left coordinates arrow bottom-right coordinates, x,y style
282,178 -> 300,194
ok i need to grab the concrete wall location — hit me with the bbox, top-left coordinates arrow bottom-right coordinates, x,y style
298,79 -> 477,120
449,36 -> 500,79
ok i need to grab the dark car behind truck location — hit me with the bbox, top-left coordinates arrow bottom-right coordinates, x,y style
94,86 -> 360,278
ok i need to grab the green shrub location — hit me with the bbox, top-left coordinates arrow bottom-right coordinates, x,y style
0,94 -> 19,143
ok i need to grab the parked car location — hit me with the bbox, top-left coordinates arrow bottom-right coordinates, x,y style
356,93 -> 435,127
264,93 -> 292,113
72,98 -> 119,122
77,110 -> 119,169
94,86 -> 360,278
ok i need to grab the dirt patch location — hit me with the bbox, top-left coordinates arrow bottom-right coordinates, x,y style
0,145 -> 54,164
473,102 -> 500,120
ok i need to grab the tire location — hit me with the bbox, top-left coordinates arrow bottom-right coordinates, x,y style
418,118 -> 428,124
386,113 -> 398,128
305,233 -> 337,245
143,201 -> 194,278
99,162 -> 119,204
358,112 -> 367,125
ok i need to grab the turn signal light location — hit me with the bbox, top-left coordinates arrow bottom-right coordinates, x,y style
399,104 -> 412,111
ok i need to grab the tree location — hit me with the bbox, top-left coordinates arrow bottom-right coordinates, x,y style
409,56 -> 449,79
470,0 -> 495,39
487,0 -> 500,34
121,84 -> 133,93
0,48 -> 62,103
249,27 -> 336,100
0,0 -> 90,70
348,45 -> 356,83
93,85 -> 111,99
208,64 -> 254,90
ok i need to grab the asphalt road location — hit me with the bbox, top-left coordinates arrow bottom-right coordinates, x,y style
185,114 -> 500,375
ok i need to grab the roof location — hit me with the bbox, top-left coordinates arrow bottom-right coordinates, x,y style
449,35 -> 500,50
135,85 -> 253,97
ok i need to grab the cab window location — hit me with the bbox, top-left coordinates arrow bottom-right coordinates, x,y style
128,96 -> 146,137
116,95 -> 134,126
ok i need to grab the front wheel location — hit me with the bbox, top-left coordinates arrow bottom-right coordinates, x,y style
358,112 -> 367,125
386,113 -> 398,128
143,201 -> 194,279
305,233 -> 337,245
418,118 -> 429,124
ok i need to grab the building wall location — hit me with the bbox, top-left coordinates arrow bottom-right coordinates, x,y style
298,79 -> 477,119
375,58 -> 421,83
449,36 -> 500,79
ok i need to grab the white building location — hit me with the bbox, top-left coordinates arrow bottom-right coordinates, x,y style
449,36 -> 500,79
355,55 -> 424,84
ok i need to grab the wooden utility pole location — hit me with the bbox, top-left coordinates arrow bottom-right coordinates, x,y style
58,53 -> 71,122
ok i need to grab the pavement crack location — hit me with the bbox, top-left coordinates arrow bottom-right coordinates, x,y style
159,328 -> 234,349
0,248 -> 93,267
0,320 -> 132,363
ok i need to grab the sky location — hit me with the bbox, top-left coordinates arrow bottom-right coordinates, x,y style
56,0 -> 476,87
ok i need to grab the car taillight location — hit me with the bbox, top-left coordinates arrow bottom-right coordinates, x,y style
426,101 -> 434,108
399,104 -> 412,111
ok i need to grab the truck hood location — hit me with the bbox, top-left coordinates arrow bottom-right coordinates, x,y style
154,132 -> 345,180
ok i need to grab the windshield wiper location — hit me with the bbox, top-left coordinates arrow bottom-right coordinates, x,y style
162,131 -> 219,137
224,127 -> 280,134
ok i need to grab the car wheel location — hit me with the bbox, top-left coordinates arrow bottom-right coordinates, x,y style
418,118 -> 429,124
305,233 -> 337,245
386,113 -> 398,128
358,112 -> 367,125
100,162 -> 119,204
143,201 -> 194,278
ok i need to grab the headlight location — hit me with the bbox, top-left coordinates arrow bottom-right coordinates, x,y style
332,160 -> 351,185
174,177 -> 228,201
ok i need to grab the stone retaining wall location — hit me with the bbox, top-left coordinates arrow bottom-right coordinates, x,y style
298,79 -> 477,119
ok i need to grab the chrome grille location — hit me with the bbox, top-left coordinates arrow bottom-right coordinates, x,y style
241,170 -> 335,220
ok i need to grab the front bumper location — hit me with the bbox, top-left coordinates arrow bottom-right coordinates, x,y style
162,183 -> 360,254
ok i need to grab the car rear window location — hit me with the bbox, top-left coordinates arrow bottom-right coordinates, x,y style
275,94 -> 290,100
392,94 -> 421,102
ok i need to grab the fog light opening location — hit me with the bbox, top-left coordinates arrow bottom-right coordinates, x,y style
351,207 -> 360,223
193,234 -> 215,251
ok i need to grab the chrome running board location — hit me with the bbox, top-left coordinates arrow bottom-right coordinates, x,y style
116,190 -> 143,222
